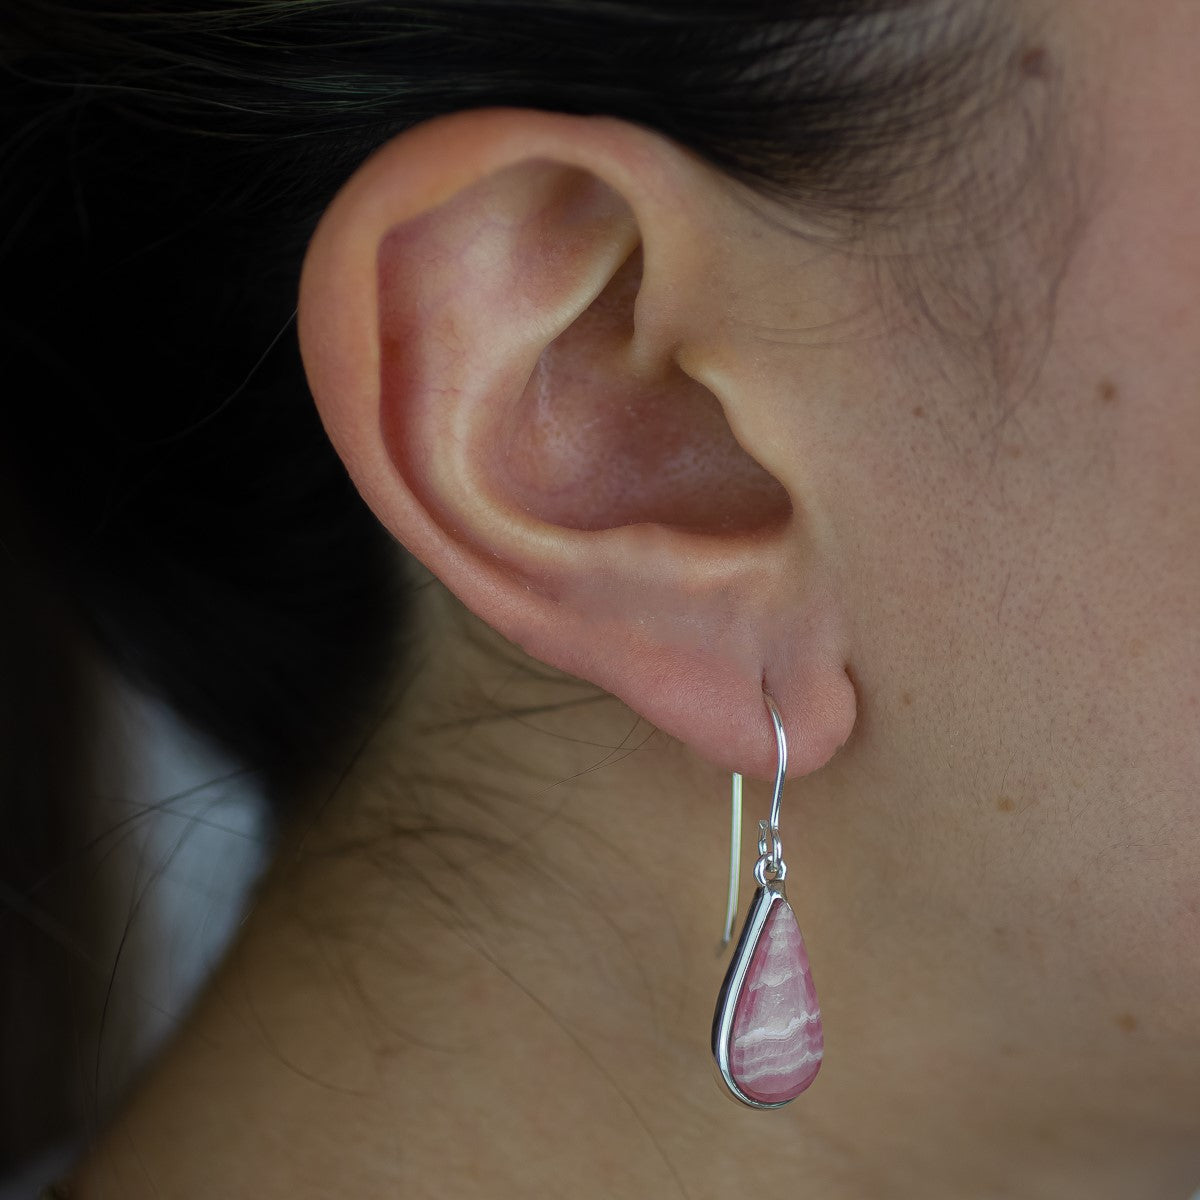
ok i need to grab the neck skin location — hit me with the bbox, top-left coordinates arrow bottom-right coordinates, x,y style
71,575 -> 1198,1200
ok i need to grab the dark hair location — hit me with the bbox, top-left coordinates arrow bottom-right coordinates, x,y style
0,0 -> 1029,1170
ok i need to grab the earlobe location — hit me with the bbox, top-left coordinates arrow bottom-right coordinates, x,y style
298,108 -> 856,780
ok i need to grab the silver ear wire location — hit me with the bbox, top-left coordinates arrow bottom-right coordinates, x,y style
721,771 -> 742,947
720,690 -> 787,947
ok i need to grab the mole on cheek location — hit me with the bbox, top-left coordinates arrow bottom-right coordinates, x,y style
1116,1012 -> 1138,1034
1097,379 -> 1118,405
1019,45 -> 1049,79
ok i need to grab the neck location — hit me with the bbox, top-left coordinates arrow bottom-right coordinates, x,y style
72,579 -> 1198,1199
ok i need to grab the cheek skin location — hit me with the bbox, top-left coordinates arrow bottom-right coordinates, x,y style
793,0 -> 1200,1059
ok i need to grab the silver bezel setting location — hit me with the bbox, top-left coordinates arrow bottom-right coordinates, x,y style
711,877 -> 794,1110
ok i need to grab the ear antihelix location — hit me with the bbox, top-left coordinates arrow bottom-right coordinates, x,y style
376,160 -> 639,376
376,158 -> 792,547
375,161 -> 638,515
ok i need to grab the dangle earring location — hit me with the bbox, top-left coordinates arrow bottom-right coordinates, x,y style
711,689 -> 823,1108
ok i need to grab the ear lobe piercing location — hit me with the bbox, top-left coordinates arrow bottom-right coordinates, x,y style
712,690 -> 823,1108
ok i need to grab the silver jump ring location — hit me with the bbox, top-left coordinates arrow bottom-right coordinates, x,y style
753,854 -> 788,887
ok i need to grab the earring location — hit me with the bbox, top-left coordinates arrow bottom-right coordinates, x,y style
711,689 -> 823,1108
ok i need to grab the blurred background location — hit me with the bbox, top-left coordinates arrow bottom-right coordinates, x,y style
1,667 -> 269,1197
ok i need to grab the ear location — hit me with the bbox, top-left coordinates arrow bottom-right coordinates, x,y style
297,108 -> 855,780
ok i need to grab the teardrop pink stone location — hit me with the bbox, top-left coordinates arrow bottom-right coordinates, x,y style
729,900 -> 823,1104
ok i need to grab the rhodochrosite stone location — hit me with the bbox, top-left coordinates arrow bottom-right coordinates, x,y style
729,900 -> 823,1104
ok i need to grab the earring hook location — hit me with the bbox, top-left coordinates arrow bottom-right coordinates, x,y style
720,689 -> 788,947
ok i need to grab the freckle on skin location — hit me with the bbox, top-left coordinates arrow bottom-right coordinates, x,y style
996,796 -> 1015,812
911,405 -> 925,419
901,691 -> 913,706
1004,444 -> 1022,460
1019,46 -> 1050,79
1067,877 -> 1081,894
1116,1012 -> 1138,1033
1097,378 -> 1118,404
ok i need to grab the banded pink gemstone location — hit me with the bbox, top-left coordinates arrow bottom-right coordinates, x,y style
729,900 -> 823,1104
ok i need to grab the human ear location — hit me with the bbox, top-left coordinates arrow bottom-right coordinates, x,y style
298,108 -> 855,780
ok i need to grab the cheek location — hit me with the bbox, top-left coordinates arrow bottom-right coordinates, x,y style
826,222 -> 1200,1002
777,0 -> 1200,1056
